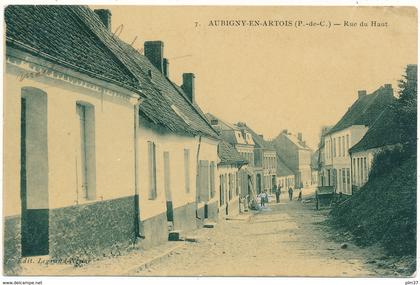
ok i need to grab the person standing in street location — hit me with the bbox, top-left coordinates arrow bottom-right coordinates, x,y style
260,190 -> 267,207
271,184 -> 279,203
288,187 -> 293,201
274,184 -> 280,203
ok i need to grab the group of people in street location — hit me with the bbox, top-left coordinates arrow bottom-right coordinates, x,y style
258,184 -> 299,208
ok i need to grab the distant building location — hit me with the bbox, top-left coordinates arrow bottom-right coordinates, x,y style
271,131 -> 312,188
236,123 -> 277,194
217,140 -> 248,217
320,84 -> 396,195
206,114 -> 256,199
276,155 -> 295,191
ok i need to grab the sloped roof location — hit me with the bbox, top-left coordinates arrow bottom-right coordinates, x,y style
274,132 -> 311,151
218,141 -> 248,166
276,155 -> 295,177
116,40 -> 219,139
237,124 -> 275,151
5,6 -> 141,95
349,105 -> 403,153
6,5 -> 219,139
327,86 -> 396,135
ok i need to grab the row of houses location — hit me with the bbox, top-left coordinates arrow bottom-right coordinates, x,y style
3,6 -> 230,274
3,5 -> 319,274
317,64 -> 417,194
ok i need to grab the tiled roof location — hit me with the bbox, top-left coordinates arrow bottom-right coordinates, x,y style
116,40 -> 219,139
349,105 -> 403,153
5,6 -> 141,94
276,155 -> 294,176
327,86 -> 396,135
218,141 -> 247,166
6,5 -> 219,139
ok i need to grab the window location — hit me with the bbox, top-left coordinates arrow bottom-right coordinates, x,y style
346,135 -> 349,156
210,161 -> 215,198
342,168 -> 346,193
338,169 -> 341,192
76,103 -> 96,200
333,138 -> 336,157
184,149 -> 190,193
347,168 -> 351,194
148,141 -> 157,200
342,136 -> 345,157
363,157 -> 368,182
338,137 -> 342,157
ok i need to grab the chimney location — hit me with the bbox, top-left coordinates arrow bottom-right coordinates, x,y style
358,90 -> 367,98
282,129 -> 288,134
384,83 -> 392,89
182,73 -> 195,104
406,64 -> 417,82
259,134 -> 264,139
298,132 -> 303,141
94,9 -> 112,32
163,58 -> 169,78
144,41 -> 164,72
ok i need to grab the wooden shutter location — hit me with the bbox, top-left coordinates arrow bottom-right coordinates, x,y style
184,149 -> 190,193
209,161 -> 215,198
163,151 -> 171,201
148,141 -> 157,200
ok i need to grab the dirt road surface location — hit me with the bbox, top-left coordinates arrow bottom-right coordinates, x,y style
134,197 -> 396,277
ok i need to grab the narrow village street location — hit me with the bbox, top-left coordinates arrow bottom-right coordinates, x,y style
132,190 -> 393,277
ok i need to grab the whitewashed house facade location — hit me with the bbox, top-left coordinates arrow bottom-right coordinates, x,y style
4,6 -> 149,274
320,85 -> 396,195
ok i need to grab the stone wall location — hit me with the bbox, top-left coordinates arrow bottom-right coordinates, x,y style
49,195 -> 137,259
3,216 -> 21,275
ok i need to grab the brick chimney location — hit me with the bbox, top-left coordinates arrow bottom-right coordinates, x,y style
358,90 -> 367,98
144,41 -> 164,73
384,84 -> 392,89
182,73 -> 195,104
94,9 -> 112,32
163,58 -> 169,78
297,132 -> 303,141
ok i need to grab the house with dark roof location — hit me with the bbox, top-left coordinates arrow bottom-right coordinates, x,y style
276,155 -> 296,193
206,113 -> 256,199
320,84 -> 396,195
108,21 -> 221,242
236,123 -> 277,194
4,6 -> 148,274
271,130 -> 313,189
217,141 -> 248,217
348,64 -> 417,189
4,6 -> 221,275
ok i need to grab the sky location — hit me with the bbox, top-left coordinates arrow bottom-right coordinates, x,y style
93,6 -> 417,149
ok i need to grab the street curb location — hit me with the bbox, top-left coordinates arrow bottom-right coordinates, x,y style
124,242 -> 185,275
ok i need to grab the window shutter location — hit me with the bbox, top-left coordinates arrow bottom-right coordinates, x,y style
209,161 -> 215,198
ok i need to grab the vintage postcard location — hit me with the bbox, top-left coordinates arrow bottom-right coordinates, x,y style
2,3 -> 418,282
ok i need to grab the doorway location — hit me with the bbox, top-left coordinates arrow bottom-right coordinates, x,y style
20,88 -> 49,257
